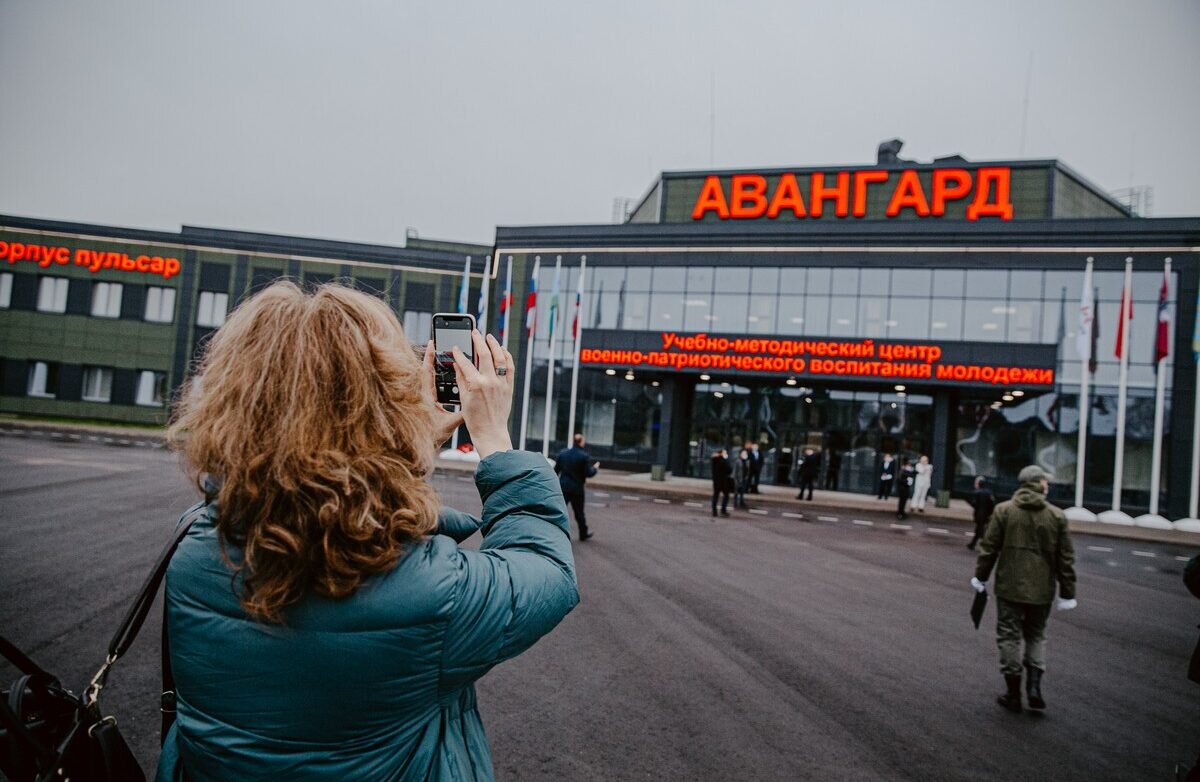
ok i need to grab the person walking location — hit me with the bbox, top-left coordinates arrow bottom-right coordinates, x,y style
877,452 -> 895,499
911,455 -> 933,512
711,449 -> 733,517
895,457 -> 915,519
556,433 -> 600,541
748,442 -> 764,494
795,447 -> 819,501
824,449 -> 841,491
971,465 -> 1076,714
159,282 -> 578,781
966,476 -> 996,550
733,448 -> 752,509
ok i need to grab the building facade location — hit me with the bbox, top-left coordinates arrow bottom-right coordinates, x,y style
496,159 -> 1199,517
0,215 -> 489,424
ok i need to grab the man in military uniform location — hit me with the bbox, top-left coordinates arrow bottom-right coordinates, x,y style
972,465 -> 1077,713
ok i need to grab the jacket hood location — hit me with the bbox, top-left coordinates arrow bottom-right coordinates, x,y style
1012,482 -> 1047,510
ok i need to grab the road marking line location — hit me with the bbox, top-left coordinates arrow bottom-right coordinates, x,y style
68,433 -> 81,440
684,501 -> 705,508
928,527 -> 949,535
748,509 -> 768,516
594,492 -> 610,497
890,523 -> 912,530
1177,556 -> 1193,562
621,495 -> 641,502
817,515 -> 838,522
102,437 -> 113,443
963,532 -> 974,537
653,498 -> 670,504
1131,550 -> 1156,558
87,436 -> 98,441
781,511 -> 804,519
853,519 -> 874,527
1087,546 -> 1113,553
49,432 -> 62,438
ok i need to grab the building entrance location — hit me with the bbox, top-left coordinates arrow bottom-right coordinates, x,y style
687,382 -> 934,495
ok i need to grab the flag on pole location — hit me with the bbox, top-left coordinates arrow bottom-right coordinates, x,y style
1076,266 -> 1094,361
592,281 -> 604,329
524,262 -> 539,337
1154,270 -> 1169,363
571,278 -> 583,339
547,265 -> 561,347
457,257 -> 471,314
1114,286 -> 1133,358
475,256 -> 489,330
497,289 -> 511,342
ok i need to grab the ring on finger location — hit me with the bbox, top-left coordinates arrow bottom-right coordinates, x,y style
495,367 -> 508,376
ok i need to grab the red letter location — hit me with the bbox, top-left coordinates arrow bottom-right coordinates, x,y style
729,174 -> 768,218
691,175 -> 730,220
766,174 -> 807,218
885,170 -> 931,217
810,172 -> 850,217
852,170 -> 889,217
931,169 -> 972,216
966,167 -> 1014,220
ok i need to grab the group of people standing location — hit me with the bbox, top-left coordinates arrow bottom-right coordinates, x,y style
877,452 -> 934,520
710,443 -> 764,516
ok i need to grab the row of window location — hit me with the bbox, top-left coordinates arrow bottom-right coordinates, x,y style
25,361 -> 168,406
0,273 -> 228,327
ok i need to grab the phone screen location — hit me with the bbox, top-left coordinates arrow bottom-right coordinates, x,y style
432,313 -> 475,405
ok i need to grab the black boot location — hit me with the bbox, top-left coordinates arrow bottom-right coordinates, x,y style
1026,666 -> 1045,710
997,674 -> 1023,712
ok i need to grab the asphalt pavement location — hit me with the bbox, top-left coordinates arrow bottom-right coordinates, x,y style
1,433 -> 1197,781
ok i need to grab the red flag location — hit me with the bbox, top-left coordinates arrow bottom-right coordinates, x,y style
1114,286 -> 1133,359
1154,272 -> 1169,362
497,292 -> 512,342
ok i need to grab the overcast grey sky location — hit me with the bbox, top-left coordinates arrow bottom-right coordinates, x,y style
2,0 -> 1197,246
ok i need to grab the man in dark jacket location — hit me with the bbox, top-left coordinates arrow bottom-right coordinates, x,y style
795,448 -> 819,501
711,449 -> 733,517
877,453 -> 895,499
556,433 -> 599,541
895,457 -> 915,519
966,476 -> 996,550
972,465 -> 1076,713
748,442 -> 764,494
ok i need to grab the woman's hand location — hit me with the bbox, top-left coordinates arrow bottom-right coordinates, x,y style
422,340 -> 465,447
449,331 -> 514,460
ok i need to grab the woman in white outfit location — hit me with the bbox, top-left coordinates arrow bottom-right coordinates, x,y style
912,454 -> 934,512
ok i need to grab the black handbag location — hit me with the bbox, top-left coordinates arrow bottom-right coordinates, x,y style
0,505 -> 205,782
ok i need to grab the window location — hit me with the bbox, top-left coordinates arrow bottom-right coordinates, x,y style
37,277 -> 68,313
81,367 -> 113,402
403,310 -> 432,344
0,273 -> 11,308
196,291 -> 228,328
144,286 -> 177,323
27,361 -> 58,398
136,370 -> 168,406
90,282 -> 123,318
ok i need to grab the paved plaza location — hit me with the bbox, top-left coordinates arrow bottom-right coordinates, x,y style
1,434 -> 1197,781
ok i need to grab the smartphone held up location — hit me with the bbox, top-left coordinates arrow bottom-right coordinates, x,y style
432,313 -> 477,405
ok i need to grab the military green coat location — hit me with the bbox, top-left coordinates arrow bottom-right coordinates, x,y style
156,450 -> 578,781
974,482 -> 1076,605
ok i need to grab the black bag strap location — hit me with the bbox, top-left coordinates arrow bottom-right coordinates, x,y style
0,635 -> 50,678
107,503 -> 208,661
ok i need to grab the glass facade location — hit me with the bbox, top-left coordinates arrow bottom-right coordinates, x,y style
521,258 -> 1181,510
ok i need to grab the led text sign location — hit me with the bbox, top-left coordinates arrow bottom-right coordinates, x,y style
691,167 -> 1014,221
0,240 -> 181,280
580,330 -> 1055,388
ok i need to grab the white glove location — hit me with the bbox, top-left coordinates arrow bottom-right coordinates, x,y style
970,577 -> 986,593
1055,598 -> 1077,611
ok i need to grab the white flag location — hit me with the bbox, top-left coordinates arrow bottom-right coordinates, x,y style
1076,262 -> 1094,360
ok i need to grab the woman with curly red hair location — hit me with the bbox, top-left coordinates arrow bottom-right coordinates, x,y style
158,281 -> 578,781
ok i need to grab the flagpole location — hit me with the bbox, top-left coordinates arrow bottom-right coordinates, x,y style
566,257 -> 587,442
541,256 -> 563,459
478,254 -> 491,335
451,256 -> 472,453
502,256 -> 513,349
518,256 -> 541,450
1104,256 -> 1134,523
1066,258 -> 1095,521
1139,257 -> 1171,526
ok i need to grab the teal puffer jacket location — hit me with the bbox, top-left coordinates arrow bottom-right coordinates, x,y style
155,450 -> 578,781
